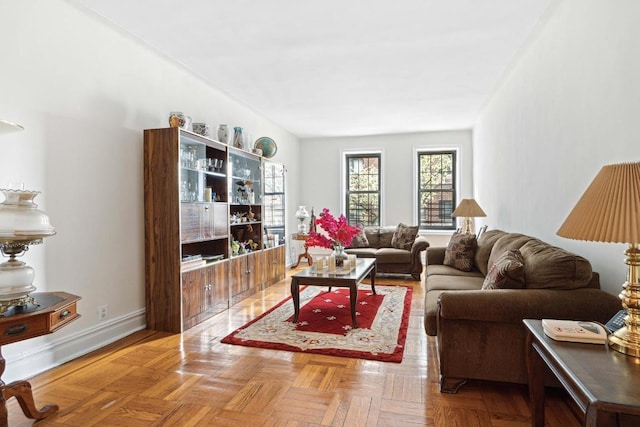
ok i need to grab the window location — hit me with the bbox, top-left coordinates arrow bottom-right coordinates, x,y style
263,161 -> 285,241
345,153 -> 380,226
418,151 -> 456,230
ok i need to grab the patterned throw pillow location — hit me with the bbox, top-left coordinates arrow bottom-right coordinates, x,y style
482,249 -> 526,290
391,223 -> 419,250
443,233 -> 477,272
349,223 -> 369,248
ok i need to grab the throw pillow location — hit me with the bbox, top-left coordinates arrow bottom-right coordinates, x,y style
482,249 -> 526,290
443,233 -> 477,272
349,223 -> 370,248
391,223 -> 419,250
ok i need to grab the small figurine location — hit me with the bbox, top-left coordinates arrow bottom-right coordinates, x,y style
309,206 -> 317,233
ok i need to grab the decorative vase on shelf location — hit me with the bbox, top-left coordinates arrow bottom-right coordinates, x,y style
233,127 -> 244,149
168,112 -> 191,130
333,243 -> 347,267
217,124 -> 229,144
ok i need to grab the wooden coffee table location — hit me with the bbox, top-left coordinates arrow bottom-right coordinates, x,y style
290,258 -> 376,328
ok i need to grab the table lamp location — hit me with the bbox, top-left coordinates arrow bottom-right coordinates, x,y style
557,161 -> 640,357
452,198 -> 486,234
0,121 -> 56,313
295,205 -> 310,234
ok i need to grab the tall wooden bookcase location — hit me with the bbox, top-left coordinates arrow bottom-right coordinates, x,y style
144,127 -> 285,333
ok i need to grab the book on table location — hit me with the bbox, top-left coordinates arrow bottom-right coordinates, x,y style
541,319 -> 608,344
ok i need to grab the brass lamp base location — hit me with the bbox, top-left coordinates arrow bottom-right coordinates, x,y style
460,217 -> 474,235
609,244 -> 640,358
0,295 -> 36,314
609,327 -> 640,357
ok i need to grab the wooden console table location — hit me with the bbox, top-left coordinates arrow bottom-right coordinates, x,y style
524,319 -> 640,427
0,292 -> 81,427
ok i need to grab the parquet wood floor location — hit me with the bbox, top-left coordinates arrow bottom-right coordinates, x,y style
7,269 -> 581,426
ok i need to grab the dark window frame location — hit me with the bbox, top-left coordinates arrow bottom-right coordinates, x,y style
417,150 -> 457,231
345,152 -> 381,226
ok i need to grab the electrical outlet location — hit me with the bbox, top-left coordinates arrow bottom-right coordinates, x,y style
98,305 -> 108,321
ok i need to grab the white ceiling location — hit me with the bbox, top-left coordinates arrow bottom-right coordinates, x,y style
72,0 -> 555,138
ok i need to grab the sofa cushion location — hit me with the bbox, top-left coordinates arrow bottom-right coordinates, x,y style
482,249 -> 525,290
424,276 -> 484,336
427,264 -> 485,279
391,223 -> 419,250
349,224 -> 369,248
378,226 -> 396,248
364,227 -> 381,248
519,239 -> 593,289
487,233 -> 535,273
344,247 -> 377,258
443,233 -> 477,272
374,247 -> 412,264
474,229 -> 507,275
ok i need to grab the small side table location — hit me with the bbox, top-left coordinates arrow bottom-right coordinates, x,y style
290,233 -> 313,268
0,292 -> 81,427
524,319 -> 640,427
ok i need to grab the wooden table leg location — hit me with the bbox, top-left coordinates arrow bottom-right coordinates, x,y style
349,283 -> 358,328
291,246 -> 313,268
526,334 -> 545,427
291,278 -> 301,323
370,263 -> 377,294
0,347 -> 58,427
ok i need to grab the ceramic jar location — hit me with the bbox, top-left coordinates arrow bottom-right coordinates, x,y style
217,124 -> 229,144
168,112 -> 192,130
233,127 -> 244,149
192,123 -> 211,137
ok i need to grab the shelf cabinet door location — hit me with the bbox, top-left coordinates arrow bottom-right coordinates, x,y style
263,246 -> 285,288
205,261 -> 229,314
182,268 -> 205,322
213,203 -> 228,237
230,252 -> 264,305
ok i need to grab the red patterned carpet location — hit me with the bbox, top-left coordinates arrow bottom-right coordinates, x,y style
222,284 -> 411,362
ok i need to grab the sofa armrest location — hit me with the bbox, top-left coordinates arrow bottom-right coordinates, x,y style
438,288 -> 620,325
426,246 -> 446,266
411,235 -> 429,256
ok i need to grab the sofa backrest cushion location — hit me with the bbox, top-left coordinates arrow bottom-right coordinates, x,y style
391,223 -> 419,250
487,233 -> 533,272
482,249 -> 525,290
443,233 -> 477,272
361,226 -> 396,249
349,223 -> 370,248
519,239 -> 593,289
474,229 -> 507,275
363,227 -> 381,248
486,232 -> 594,290
378,226 -> 397,248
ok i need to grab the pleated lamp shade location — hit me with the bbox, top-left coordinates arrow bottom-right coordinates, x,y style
557,162 -> 640,244
452,199 -> 486,218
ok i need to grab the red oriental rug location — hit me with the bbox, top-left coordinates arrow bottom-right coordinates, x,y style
221,285 -> 412,363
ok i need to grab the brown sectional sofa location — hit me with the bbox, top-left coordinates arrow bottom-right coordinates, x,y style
424,229 -> 621,393
345,226 -> 429,280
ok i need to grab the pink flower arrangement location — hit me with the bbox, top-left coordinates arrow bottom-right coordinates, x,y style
305,208 -> 360,249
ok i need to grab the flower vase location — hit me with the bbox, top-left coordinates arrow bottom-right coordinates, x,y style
333,244 -> 347,267
233,127 -> 244,149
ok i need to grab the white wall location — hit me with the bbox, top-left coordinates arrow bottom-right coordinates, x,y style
300,130 -> 473,247
474,0 -> 640,295
0,0 -> 299,382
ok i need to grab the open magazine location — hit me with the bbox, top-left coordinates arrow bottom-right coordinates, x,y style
542,319 -> 608,344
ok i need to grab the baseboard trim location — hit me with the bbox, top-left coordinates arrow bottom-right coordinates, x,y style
3,308 -> 146,383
